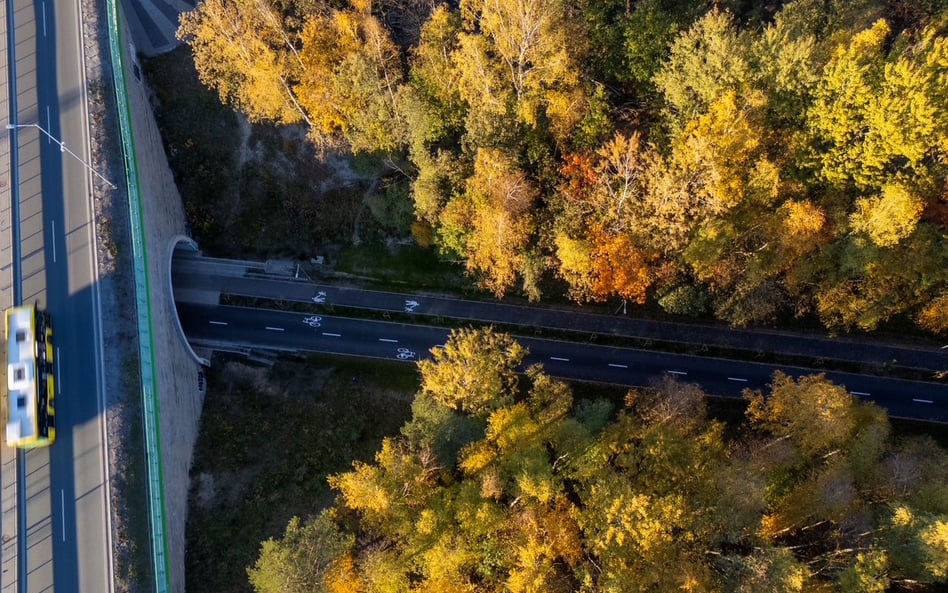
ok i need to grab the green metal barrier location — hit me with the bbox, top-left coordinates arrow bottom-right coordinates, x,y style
104,1 -> 172,591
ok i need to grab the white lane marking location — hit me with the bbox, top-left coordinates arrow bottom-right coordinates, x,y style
209,321 -> 228,326
55,347 -> 61,394
51,219 -> 56,263
60,490 -> 65,542
42,2 -> 47,37
608,363 -> 628,369
667,370 -> 687,376
727,377 -> 748,382
322,332 -> 341,337
851,391 -> 871,396
265,326 -> 285,332
913,398 -> 934,404
379,338 -> 398,343
550,356 -> 570,362
46,106 -> 52,144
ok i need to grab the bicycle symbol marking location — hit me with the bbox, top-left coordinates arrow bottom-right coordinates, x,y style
396,347 -> 416,360
312,291 -> 327,304
302,316 -> 323,328
404,299 -> 420,313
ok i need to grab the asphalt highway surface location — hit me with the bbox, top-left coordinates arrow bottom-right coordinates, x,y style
177,302 -> 948,423
172,253 -> 948,375
26,0 -> 110,592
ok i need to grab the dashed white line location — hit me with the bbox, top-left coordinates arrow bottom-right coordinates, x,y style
667,370 -> 688,376
265,326 -> 285,332
727,377 -> 748,382
50,220 -> 56,263
209,321 -> 228,326
851,391 -> 871,396
322,332 -> 341,337
550,356 -> 570,362
379,338 -> 398,343
55,347 -> 61,394
913,398 -> 934,404
42,2 -> 47,37
60,490 -> 65,542
608,363 -> 628,369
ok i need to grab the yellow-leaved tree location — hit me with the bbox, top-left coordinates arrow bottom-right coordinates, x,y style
177,0 -> 312,125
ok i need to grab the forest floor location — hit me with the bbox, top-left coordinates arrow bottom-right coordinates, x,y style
185,355 -> 417,593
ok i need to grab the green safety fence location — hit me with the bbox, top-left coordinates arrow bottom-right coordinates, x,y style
104,1 -> 172,592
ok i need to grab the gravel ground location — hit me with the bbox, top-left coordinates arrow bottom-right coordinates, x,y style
81,3 -> 202,593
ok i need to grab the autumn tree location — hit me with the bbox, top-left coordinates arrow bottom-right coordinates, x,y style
250,331 -> 948,593
456,0 -> 590,146
177,0 -> 312,125
180,0 -> 406,152
653,9 -> 753,137
417,327 -> 526,416
808,19 -> 948,191
296,0 -> 406,151
247,512 -> 353,593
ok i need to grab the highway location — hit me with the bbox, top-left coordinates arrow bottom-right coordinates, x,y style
176,302 -> 948,423
172,253 -> 948,375
10,0 -> 111,592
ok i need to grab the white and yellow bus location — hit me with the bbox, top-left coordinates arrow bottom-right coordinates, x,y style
5,304 -> 56,448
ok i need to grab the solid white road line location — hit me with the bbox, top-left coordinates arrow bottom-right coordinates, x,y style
51,220 -> 56,263
209,321 -> 228,326
550,356 -> 570,362
608,363 -> 628,368
727,377 -> 748,382
42,2 -> 47,36
851,391 -> 871,396
60,490 -> 66,542
379,338 -> 398,343
265,326 -> 284,332
913,398 -> 934,404
56,347 -> 61,394
322,332 -> 341,337
667,370 -> 687,376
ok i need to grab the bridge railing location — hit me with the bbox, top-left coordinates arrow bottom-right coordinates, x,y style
104,2 -> 171,592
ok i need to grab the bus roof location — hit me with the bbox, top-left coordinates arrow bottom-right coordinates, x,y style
6,306 -> 38,445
